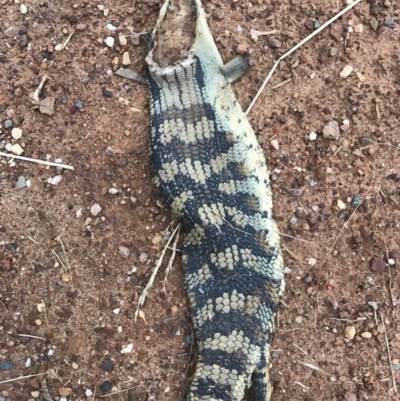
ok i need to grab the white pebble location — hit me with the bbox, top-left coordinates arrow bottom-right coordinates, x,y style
309,131 -> 317,141
47,175 -> 62,185
106,23 -> 117,31
31,391 -> 40,398
113,308 -> 120,315
120,343 -> 134,354
11,143 -> 24,155
90,203 -> 102,216
11,128 -> 22,139
97,4 -> 105,11
85,389 -> 93,397
308,258 -> 317,266
48,349 -> 55,356
105,36 -> 115,48
20,4 -> 28,14
339,65 -> 353,78
25,357 -> 32,368
388,259 -> 395,266
109,188 -> 119,194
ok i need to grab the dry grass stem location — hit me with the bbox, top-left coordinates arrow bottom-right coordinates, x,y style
100,386 -> 137,397
163,224 -> 181,291
0,152 -> 75,170
380,312 -> 397,393
18,334 -> 46,341
271,78 -> 292,90
0,372 -> 48,384
246,0 -> 365,115
295,381 -> 310,390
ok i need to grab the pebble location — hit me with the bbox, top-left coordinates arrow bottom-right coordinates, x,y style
11,127 -> 22,139
90,203 -> 102,216
370,256 -> 386,272
308,258 -> 317,266
115,68 -> 147,84
330,24 -> 342,42
74,101 -> 84,109
59,387 -> 73,397
106,23 -> 117,31
120,343 -> 133,354
270,139 -> 279,150
345,325 -> 356,340
5,119 -> 13,129
288,188 -> 303,197
25,358 -> 31,368
11,143 -> 24,155
337,199 -> 346,210
235,44 -> 247,54
16,175 -> 27,189
339,65 -> 353,78
171,305 -> 178,314
313,20 -> 321,29
344,392 -> 357,401
20,4 -> 28,14
31,392 -> 40,398
76,23 -> 87,31
100,358 -> 114,372
118,246 -> 130,258
309,131 -> 317,141
47,175 -> 62,185
384,19 -> 396,30
322,120 -> 340,140
361,331 -> 372,339
351,195 -> 362,207
102,88 -> 113,98
100,381 -> 112,394
0,360 -> 14,370
109,188 -> 118,194
355,24 -> 364,33
370,17 -> 379,32
85,389 -> 93,397
139,253 -> 148,263
119,35 -> 127,46
122,52 -> 131,66
105,146 -> 113,156
105,37 -> 115,48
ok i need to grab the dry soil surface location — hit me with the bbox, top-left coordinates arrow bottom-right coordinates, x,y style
1,1 -> 400,401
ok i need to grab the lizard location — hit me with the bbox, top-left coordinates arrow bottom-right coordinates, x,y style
144,0 -> 285,399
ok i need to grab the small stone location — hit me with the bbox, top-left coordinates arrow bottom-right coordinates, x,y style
103,8 -> 109,16
11,144 -> 24,155
345,325 -> 356,340
370,17 -> 379,32
0,360 -> 14,370
309,131 -> 317,141
313,20 -> 321,29
115,68 -> 147,84
270,139 -> 279,150
370,257 -> 386,272
109,188 -> 118,195
171,305 -> 178,314
11,127 -> 22,139
350,195 -> 362,207
330,24 -> 342,41
120,343 -> 133,354
322,120 -> 340,140
31,391 -> 40,398
304,20 -> 314,31
119,35 -> 127,46
72,362 -> 79,369
39,97 -> 55,115
295,316 -> 303,324
235,44 -> 247,54
288,188 -> 303,197
355,24 -> 364,33
329,47 -> 338,57
99,381 -> 112,394
361,331 -> 372,339
16,176 -> 27,189
5,119 -> 13,129
106,23 -> 117,31
384,19 -> 396,30
76,23 -> 87,31
75,101 -> 84,109
119,246 -> 130,258
337,199 -> 346,210
20,4 -> 28,14
152,234 -> 162,245
105,146 -> 113,156
105,37 -> 115,48
85,389 -> 93,397
100,358 -> 114,372
339,65 -> 353,78
59,387 -> 73,397
374,129 -> 384,138
344,392 -> 357,401
122,52 -> 131,66
308,258 -> 317,266
90,203 -> 102,216
139,253 -> 148,263
47,175 -> 62,185
102,87 -> 113,98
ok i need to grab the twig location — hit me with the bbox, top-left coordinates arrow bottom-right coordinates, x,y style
282,245 -> 302,263
0,152 -> 75,170
163,224 -> 181,292
100,386 -> 137,397
280,232 -> 316,243
18,334 -> 46,341
0,372 -> 48,384
291,342 -> 316,363
246,0 -> 365,115
297,360 -> 320,371
24,233 -> 40,244
329,317 -> 366,323
29,75 -> 48,104
297,198 -> 309,216
380,312 -> 397,393
295,381 -> 310,390
289,15 -> 303,29
271,78 -> 292,90
0,300 -> 9,312
135,223 -> 181,321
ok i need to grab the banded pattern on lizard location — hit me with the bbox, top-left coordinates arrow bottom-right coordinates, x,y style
145,1 -> 284,399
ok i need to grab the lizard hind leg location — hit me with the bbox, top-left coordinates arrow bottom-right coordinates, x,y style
220,55 -> 249,83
